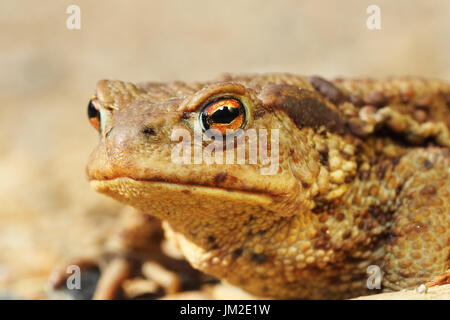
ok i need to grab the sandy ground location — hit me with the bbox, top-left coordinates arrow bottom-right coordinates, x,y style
0,0 -> 449,299
354,284 -> 450,300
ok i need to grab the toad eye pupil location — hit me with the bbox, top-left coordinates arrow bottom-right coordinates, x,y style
210,106 -> 240,124
87,100 -> 98,118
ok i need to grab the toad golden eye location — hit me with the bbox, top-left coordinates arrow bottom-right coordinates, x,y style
87,99 -> 101,131
200,97 -> 245,135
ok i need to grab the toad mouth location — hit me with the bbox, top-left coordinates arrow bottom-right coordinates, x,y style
90,177 -> 276,203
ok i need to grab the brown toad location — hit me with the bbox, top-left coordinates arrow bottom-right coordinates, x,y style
85,74 -> 450,299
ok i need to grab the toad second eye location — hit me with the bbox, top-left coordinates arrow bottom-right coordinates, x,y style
87,99 -> 101,131
199,97 -> 245,135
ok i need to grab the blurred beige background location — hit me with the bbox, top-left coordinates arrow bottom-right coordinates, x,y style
0,0 -> 449,298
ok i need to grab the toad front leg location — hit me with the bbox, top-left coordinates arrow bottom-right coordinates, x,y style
49,208 -> 165,299
50,209 -> 208,299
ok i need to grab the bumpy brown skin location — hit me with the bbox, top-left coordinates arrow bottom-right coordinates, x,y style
86,74 -> 450,299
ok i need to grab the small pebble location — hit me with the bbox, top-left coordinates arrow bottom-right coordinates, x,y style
416,284 -> 428,294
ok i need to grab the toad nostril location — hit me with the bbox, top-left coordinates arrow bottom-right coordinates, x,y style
142,126 -> 156,136
105,126 -> 114,138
